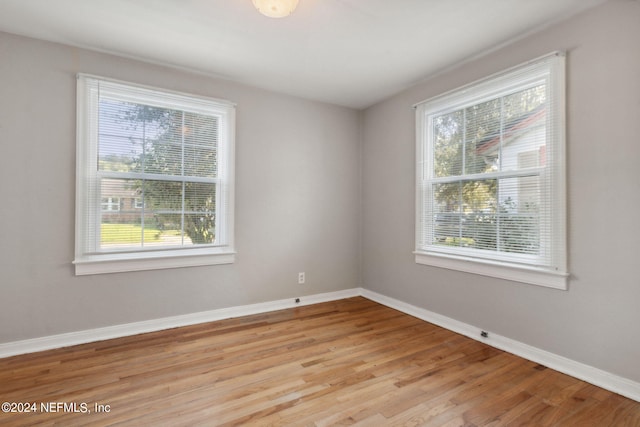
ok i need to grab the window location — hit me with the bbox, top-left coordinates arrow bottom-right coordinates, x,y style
415,53 -> 567,289
74,75 -> 235,275
101,197 -> 120,212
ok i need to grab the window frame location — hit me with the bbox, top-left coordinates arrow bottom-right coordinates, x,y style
74,74 -> 236,275
414,53 -> 568,290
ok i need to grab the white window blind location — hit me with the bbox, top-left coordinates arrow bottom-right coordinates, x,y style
74,75 -> 235,275
415,53 -> 567,289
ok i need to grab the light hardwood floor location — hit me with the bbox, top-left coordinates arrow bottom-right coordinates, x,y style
1,297 -> 638,426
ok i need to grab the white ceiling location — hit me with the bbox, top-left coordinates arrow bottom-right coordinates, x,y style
0,0 -> 607,109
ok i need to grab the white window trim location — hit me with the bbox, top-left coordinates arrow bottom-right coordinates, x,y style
414,52 -> 568,290
74,248 -> 236,276
74,74 -> 236,275
414,253 -> 568,290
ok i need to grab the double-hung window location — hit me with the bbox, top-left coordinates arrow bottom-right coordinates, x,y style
75,75 -> 235,275
415,53 -> 567,289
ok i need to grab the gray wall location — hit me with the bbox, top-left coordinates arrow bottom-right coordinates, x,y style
362,0 -> 640,383
0,32 -> 362,343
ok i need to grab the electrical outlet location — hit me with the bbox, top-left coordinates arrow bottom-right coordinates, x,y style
298,272 -> 305,284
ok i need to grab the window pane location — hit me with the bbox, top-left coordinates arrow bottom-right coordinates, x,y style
431,177 -> 542,254
111,109 -> 221,178
503,85 -> 546,121
184,182 -> 216,212
147,213 -> 185,247
464,179 -> 498,251
433,180 -> 502,250
100,179 -> 139,214
433,182 -> 462,246
144,105 -> 183,176
433,111 -> 463,177
465,100 -> 501,175
500,86 -> 546,172
142,180 -> 183,211
184,182 -> 216,245
100,178 -> 145,249
184,213 -> 215,245
184,112 -> 218,178
143,136 -> 183,177
498,177 -> 540,255
140,180 -> 184,247
100,176 -> 218,248
98,99 -> 142,173
184,143 -> 217,178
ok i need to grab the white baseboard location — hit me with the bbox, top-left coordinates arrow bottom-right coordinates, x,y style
360,288 -> 640,403
1,286 -> 638,403
0,288 -> 361,359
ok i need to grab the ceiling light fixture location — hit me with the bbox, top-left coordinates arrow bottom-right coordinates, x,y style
252,0 -> 299,18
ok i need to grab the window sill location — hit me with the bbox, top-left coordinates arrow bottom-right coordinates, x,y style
414,251 -> 568,290
74,248 -> 235,275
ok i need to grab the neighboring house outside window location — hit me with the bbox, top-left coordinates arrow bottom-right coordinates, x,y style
74,75 -> 235,275
415,53 -> 567,289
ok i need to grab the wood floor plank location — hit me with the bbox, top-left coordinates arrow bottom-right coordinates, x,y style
0,297 -> 638,426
